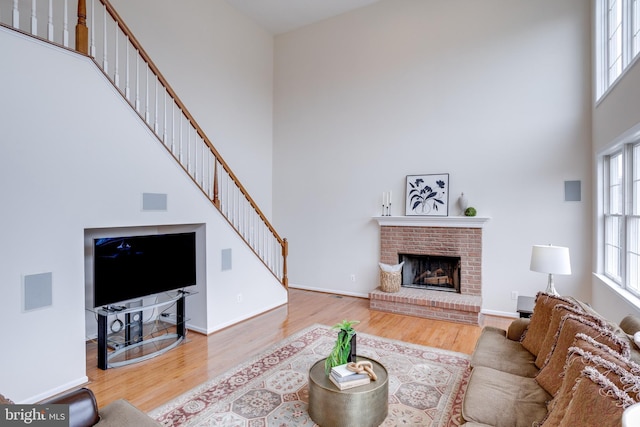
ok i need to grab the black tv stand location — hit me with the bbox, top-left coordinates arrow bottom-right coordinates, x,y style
91,291 -> 192,369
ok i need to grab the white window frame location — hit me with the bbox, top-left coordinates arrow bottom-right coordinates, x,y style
602,142 -> 640,298
595,0 -> 640,100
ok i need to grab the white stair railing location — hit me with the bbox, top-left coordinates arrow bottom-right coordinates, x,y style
0,0 -> 288,288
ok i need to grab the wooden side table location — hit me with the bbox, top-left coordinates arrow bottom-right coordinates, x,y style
308,356 -> 388,427
516,295 -> 535,318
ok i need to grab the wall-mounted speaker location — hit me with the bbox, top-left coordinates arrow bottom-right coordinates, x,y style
142,192 -> 168,211
24,272 -> 53,311
221,248 -> 232,271
564,180 -> 581,202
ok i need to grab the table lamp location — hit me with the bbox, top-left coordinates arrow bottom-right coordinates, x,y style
529,244 -> 571,296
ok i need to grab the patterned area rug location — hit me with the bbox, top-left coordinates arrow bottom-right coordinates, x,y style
149,324 -> 470,426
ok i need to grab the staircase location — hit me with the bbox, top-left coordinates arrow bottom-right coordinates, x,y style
1,0 -> 287,288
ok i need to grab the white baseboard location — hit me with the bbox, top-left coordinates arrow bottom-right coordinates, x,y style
481,308 -> 519,318
288,283 -> 370,299
22,376 -> 89,404
202,299 -> 288,335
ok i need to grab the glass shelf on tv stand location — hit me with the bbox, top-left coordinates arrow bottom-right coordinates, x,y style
88,290 -> 196,369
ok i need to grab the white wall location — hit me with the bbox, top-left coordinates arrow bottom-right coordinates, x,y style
110,0 -> 275,216
273,0 -> 593,314
0,26 -> 285,403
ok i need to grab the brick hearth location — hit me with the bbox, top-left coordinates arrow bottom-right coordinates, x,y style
370,216 -> 489,325
369,287 -> 481,324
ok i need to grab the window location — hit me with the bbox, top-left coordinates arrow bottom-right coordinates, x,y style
603,144 -> 640,296
596,0 -> 640,99
634,0 -> 640,55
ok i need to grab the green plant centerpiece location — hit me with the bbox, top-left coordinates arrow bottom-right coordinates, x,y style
325,320 -> 360,375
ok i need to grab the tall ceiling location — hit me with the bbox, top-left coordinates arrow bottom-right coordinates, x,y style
224,0 -> 382,34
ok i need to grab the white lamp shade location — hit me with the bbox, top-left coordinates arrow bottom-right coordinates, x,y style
623,402 -> 640,426
530,245 -> 571,275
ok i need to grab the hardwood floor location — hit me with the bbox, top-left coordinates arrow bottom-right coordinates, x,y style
85,288 -> 513,412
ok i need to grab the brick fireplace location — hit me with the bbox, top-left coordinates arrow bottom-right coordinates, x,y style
370,216 -> 489,325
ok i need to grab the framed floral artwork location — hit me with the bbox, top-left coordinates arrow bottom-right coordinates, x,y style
405,173 -> 449,216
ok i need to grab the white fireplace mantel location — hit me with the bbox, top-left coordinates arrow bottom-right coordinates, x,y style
373,215 -> 491,228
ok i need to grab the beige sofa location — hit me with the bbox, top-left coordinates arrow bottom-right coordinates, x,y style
461,292 -> 640,427
1,387 -> 159,427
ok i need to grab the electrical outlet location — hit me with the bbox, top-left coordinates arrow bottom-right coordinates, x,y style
350,274 -> 356,282
511,291 -> 519,301
237,293 -> 243,303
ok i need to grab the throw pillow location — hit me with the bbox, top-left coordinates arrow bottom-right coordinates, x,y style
535,304 -> 602,368
535,314 -> 629,395
556,366 -> 636,427
542,336 -> 640,425
378,262 -> 404,272
520,292 -> 581,357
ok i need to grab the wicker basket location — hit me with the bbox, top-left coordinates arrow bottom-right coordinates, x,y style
380,270 -> 401,293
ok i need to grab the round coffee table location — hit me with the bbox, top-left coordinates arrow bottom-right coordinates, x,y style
308,356 -> 388,427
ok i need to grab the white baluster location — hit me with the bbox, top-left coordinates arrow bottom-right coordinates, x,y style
90,0 -> 95,57
207,152 -> 212,197
200,139 -> 205,186
186,125 -> 191,172
179,113 -> 183,162
194,134 -> 199,181
154,77 -> 159,133
145,65 -> 150,123
12,0 -> 19,30
234,187 -> 239,226
31,0 -> 37,36
63,0 -> 69,47
135,54 -> 140,111
125,38 -> 130,99
171,103 -> 175,153
114,24 -> 119,87
227,174 -> 231,218
163,89 -> 167,143
103,5 -> 108,73
47,0 -> 54,41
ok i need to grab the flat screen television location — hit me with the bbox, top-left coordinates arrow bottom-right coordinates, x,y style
93,232 -> 196,308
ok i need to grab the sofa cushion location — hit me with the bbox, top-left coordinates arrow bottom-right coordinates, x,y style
542,334 -> 640,426
555,366 -> 636,427
98,399 -> 161,427
462,366 -> 550,427
620,315 -> 640,336
619,315 -> 640,364
520,293 -> 581,357
534,304 -> 602,368
470,326 -> 538,377
535,314 -> 630,395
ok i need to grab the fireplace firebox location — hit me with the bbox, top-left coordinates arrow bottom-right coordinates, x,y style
399,254 -> 461,293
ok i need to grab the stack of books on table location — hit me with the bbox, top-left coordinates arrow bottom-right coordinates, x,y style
329,363 -> 371,390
